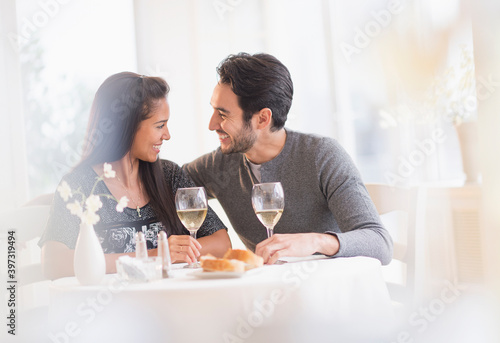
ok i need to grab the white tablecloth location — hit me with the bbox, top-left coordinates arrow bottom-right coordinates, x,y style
48,256 -> 394,343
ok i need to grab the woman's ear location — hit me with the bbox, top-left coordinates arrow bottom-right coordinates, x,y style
254,108 -> 273,129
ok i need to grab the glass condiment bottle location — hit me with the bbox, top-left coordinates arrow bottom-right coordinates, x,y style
135,231 -> 148,259
158,230 -> 172,278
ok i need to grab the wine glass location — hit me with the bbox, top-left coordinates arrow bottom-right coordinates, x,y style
251,182 -> 284,238
175,187 -> 208,268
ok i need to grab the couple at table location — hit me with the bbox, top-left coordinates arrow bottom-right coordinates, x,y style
39,53 -> 393,279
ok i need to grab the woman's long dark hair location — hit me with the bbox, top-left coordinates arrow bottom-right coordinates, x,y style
78,72 -> 184,235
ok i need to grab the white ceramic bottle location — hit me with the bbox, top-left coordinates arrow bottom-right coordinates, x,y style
73,222 -> 106,286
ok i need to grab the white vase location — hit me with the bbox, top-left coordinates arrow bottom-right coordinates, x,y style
74,222 -> 106,286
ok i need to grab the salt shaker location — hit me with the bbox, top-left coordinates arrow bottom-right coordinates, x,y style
158,230 -> 172,278
135,231 -> 148,259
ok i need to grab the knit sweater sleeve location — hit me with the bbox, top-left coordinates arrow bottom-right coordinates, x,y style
316,137 -> 393,265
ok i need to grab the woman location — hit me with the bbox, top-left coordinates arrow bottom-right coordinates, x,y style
39,72 -> 231,280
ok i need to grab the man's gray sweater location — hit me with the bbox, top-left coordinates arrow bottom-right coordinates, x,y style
184,129 -> 393,265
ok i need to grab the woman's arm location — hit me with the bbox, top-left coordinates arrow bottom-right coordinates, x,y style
197,229 -> 231,258
41,241 -> 159,280
41,241 -> 74,280
168,230 -> 232,263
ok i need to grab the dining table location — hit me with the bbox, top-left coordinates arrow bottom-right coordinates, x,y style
47,256 -> 395,343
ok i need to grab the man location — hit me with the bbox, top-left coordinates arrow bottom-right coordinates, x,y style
184,53 -> 393,265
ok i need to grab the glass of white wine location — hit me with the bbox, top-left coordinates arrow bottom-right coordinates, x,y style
175,187 -> 208,268
251,182 -> 284,238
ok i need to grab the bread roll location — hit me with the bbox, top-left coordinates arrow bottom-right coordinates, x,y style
223,249 -> 264,270
200,255 -> 245,273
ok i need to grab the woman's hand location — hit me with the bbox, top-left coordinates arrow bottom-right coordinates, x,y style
168,235 -> 202,264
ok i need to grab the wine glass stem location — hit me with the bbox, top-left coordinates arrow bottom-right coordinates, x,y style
189,230 -> 197,240
266,227 -> 274,238
185,229 -> 200,268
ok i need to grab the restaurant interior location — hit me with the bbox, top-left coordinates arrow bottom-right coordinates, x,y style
1,0 -> 499,342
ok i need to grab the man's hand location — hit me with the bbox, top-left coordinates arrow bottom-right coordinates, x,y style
255,233 -> 340,265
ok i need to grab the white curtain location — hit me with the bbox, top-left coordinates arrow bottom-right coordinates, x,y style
0,0 -> 28,209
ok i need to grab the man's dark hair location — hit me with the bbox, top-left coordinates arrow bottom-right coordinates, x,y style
216,53 -> 293,131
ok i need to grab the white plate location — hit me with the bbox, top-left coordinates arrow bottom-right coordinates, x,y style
190,270 -> 245,279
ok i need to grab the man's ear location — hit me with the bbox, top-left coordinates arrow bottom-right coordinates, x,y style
254,108 -> 272,129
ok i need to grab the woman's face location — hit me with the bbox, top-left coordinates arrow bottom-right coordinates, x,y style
130,98 -> 171,162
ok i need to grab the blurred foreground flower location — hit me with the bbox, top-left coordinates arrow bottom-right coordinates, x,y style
429,45 -> 477,125
58,163 -> 128,225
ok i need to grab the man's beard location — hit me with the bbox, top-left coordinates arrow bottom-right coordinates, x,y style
221,125 -> 257,154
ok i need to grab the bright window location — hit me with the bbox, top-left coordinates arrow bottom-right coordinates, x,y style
16,0 -> 136,197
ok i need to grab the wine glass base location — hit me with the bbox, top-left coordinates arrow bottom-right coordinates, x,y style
183,262 -> 201,269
